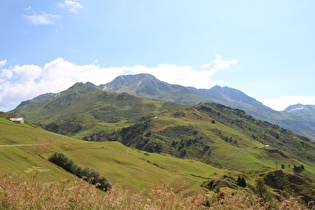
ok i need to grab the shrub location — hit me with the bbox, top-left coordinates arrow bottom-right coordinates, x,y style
48,152 -> 111,191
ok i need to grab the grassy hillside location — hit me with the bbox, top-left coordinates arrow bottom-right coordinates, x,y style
0,117 -> 226,193
100,74 -> 315,140
93,106 -> 315,176
9,82 -> 183,137
8,83 -> 315,177
1,114 -> 315,207
195,103 -> 315,169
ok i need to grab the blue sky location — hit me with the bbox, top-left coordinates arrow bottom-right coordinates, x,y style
1,0 -> 315,111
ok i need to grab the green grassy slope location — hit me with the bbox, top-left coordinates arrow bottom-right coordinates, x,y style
1,112 -> 315,204
195,103 -> 315,172
100,74 -> 315,140
8,83 -> 315,178
96,106 -> 315,177
9,83 -> 184,137
0,118 -> 227,193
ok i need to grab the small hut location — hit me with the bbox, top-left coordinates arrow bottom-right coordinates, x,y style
9,118 -> 24,124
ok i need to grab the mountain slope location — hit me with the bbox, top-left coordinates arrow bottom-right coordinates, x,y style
99,73 -> 208,105
192,86 -> 278,119
0,115 -> 226,192
99,74 -> 315,140
196,86 -> 315,140
9,82 -> 184,137
17,93 -> 56,108
284,104 -> 315,114
8,82 -> 315,178
2,113 -> 315,207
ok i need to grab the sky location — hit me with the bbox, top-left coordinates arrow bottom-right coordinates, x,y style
1,0 -> 315,111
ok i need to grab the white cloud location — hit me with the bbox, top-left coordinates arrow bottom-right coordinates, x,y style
260,96 -> 315,111
59,0 -> 83,14
24,13 -> 60,25
24,6 -> 32,11
0,69 -> 13,79
0,55 -> 236,111
0,60 -> 7,67
201,54 -> 238,71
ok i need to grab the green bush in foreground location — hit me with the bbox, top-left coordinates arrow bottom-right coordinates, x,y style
48,152 -> 111,191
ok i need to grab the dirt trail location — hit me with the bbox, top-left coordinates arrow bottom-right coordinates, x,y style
0,144 -> 46,147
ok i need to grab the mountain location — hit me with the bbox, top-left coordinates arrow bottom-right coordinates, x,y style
99,74 -> 315,140
99,73 -> 208,105
192,86 -> 279,119
17,93 -> 56,108
196,86 -> 315,140
7,81 -> 315,205
8,82 -> 315,174
9,74 -> 315,140
284,104 -> 315,114
9,82 -> 184,137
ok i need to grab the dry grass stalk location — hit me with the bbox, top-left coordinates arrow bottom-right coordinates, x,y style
0,175 -> 310,209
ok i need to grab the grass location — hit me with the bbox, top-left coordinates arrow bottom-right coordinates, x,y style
9,84 -> 315,179
0,175 -> 309,209
0,118 -> 33,128
41,141 -> 225,193
0,122 -> 226,193
1,116 -> 315,208
0,147 -> 75,182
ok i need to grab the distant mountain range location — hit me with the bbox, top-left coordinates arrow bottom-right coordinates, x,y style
14,73 -> 315,140
284,104 -> 315,114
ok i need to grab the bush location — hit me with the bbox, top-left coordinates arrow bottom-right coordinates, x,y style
48,152 -> 111,191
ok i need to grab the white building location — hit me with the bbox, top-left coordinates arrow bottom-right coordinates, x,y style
9,118 -> 24,124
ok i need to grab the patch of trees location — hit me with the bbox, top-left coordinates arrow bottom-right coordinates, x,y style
236,176 -> 247,187
293,164 -> 305,174
48,152 -> 112,191
45,114 -> 96,136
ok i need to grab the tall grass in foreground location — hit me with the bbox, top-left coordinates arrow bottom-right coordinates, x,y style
0,174 -> 310,209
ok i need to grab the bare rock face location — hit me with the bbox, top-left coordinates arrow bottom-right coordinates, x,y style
264,170 -> 285,190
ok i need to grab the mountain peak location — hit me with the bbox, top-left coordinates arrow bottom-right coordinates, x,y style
17,93 -> 56,108
85,82 -> 96,87
114,73 -> 157,83
284,104 -> 315,113
100,73 -> 159,91
99,73 -> 207,104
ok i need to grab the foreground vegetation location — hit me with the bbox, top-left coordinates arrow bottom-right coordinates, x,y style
0,175 -> 311,210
